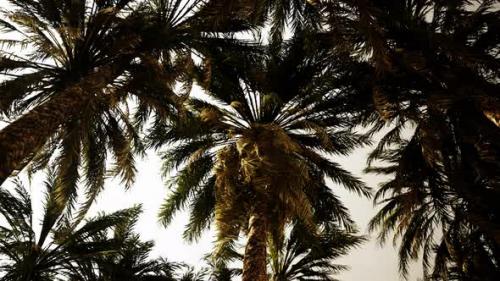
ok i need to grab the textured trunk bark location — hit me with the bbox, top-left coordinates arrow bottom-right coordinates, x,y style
242,200 -> 269,281
0,88 -> 88,185
0,64 -> 127,185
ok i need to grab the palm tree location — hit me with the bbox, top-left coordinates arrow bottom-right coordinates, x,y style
69,201 -> 222,281
333,0 -> 500,274
431,211 -> 500,281
359,0 -> 500,191
199,0 -> 324,45
368,126 -> 454,277
207,264 -> 240,281
71,210 -> 179,281
322,0 -> 500,176
153,34 -> 370,281
367,122 -> 500,278
0,0 -> 143,186
0,176 -> 142,281
202,223 -> 364,281
0,0 -> 260,229
0,0 -> 257,189
176,267 -> 207,281
269,225 -> 364,281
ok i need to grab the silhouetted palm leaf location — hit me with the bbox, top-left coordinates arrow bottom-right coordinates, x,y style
0,177 -> 142,281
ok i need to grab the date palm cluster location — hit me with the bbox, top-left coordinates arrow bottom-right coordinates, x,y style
0,0 -> 498,280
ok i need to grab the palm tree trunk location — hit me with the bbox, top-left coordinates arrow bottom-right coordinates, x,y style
0,64 -> 127,185
242,199 -> 269,281
0,88 -> 88,184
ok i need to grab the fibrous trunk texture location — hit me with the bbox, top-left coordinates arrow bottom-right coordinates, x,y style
0,89 -> 88,184
0,64 -> 126,185
242,201 -> 269,281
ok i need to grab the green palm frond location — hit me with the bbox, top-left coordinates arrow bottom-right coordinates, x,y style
159,154 -> 214,226
183,176 -> 216,242
270,225 -> 365,281
0,178 -> 143,281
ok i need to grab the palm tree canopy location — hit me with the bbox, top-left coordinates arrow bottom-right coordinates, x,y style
75,208 -> 179,281
0,0 -> 259,226
367,114 -> 500,278
270,225 -> 365,281
0,0 -> 143,183
360,1 -> 500,277
0,176 -> 144,281
154,33 -> 371,259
